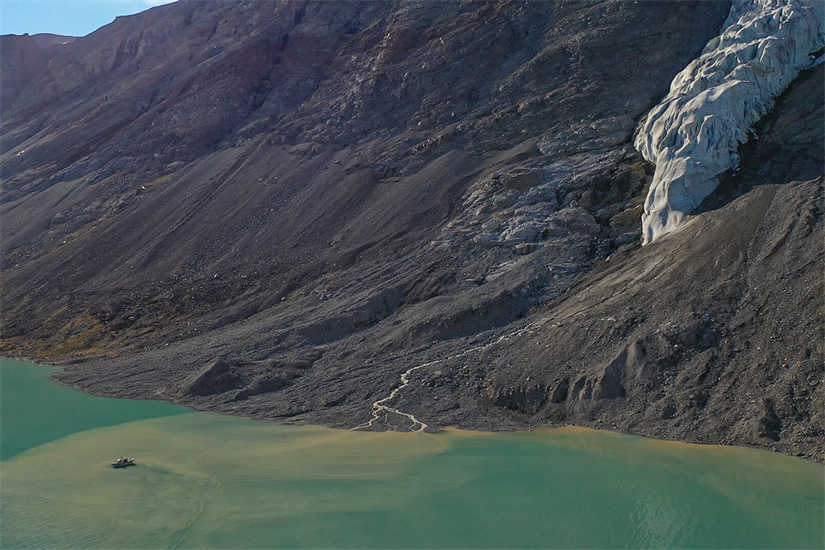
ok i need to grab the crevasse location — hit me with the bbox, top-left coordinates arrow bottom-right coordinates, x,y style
635,0 -> 825,245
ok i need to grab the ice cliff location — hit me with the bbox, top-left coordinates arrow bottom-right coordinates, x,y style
635,0 -> 825,244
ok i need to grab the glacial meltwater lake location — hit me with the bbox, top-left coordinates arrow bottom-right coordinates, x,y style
1,358 -> 823,549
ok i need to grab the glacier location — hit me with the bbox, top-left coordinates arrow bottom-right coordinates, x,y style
635,0 -> 825,244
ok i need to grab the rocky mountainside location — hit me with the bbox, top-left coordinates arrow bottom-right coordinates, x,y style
0,33 -> 75,113
1,0 -> 822,460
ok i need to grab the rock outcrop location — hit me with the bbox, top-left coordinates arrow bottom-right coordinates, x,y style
1,35 -> 48,112
0,33 -> 75,113
177,356 -> 312,401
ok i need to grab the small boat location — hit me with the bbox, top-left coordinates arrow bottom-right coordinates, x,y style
111,457 -> 135,468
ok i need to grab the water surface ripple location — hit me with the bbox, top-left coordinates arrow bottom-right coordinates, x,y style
2,359 -> 823,549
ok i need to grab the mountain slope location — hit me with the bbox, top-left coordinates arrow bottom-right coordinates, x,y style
2,0 -> 822,459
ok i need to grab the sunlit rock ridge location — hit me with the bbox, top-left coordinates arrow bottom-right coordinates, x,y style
635,0 -> 825,244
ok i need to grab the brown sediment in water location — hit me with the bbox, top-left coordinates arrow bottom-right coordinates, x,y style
3,413 -> 822,550
440,424 -> 825,469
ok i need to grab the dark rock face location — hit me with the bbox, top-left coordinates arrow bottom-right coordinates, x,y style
179,358 -> 244,397
757,400 -> 782,442
485,378 -> 547,414
177,355 -> 312,402
1,35 -> 49,112
0,33 -> 75,112
1,1 -> 822,459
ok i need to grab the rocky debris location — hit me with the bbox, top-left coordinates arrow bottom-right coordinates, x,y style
0,34 -> 51,113
5,2 -> 824,460
550,378 -> 569,404
3,0 -> 730,363
596,343 -> 645,399
485,378 -> 547,414
178,358 -> 244,398
514,243 -> 541,255
566,351 -> 630,402
756,399 -> 782,441
177,356 -> 314,401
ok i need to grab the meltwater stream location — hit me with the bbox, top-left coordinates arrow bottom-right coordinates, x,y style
1,358 -> 823,549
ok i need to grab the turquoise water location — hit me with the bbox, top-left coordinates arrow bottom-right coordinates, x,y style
1,358 -> 823,549
0,358 -> 190,460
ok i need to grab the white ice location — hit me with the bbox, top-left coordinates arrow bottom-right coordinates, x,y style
635,0 -> 825,244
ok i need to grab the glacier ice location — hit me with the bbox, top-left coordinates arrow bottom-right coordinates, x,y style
635,0 -> 825,244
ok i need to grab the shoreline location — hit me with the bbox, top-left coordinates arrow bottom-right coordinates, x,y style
4,354 -> 820,464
